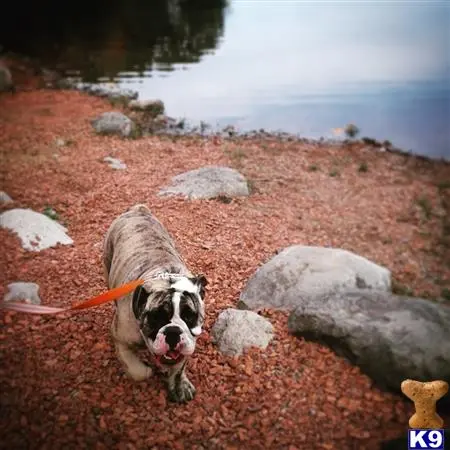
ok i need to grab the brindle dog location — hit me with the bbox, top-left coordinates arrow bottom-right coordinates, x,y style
103,204 -> 207,403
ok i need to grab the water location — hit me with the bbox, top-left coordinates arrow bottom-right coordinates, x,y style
2,0 -> 449,159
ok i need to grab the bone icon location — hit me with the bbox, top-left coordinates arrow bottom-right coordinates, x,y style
401,379 -> 449,429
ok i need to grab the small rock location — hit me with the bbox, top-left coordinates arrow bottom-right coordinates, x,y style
154,114 -> 177,128
91,112 -> 138,138
59,79 -> 138,103
88,83 -> 137,103
0,208 -> 73,251
211,308 -> 274,357
103,156 -> 127,170
55,138 -> 66,147
0,191 -> 13,204
128,99 -> 165,116
4,282 -> 41,305
158,166 -> 250,200
0,60 -> 14,92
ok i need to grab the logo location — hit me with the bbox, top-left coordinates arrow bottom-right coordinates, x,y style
401,380 -> 448,450
408,429 -> 444,450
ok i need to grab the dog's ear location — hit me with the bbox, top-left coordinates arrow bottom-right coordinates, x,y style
190,274 -> 208,299
132,285 -> 148,318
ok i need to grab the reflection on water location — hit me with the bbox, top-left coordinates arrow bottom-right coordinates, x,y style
1,0 -> 449,159
0,0 -> 228,80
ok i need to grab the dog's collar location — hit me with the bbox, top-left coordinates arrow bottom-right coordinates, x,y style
143,272 -> 190,282
141,272 -> 201,298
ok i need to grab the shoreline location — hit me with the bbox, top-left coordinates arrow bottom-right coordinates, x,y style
3,50 -> 449,165
57,77 -> 450,165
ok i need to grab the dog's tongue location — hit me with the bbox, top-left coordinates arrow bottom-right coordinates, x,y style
167,350 -> 180,359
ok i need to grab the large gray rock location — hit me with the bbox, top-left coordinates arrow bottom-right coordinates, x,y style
287,289 -> 450,404
4,282 -> 41,305
158,166 -> 250,200
211,308 -> 274,357
238,246 -> 391,311
91,112 -> 137,138
0,208 -> 73,251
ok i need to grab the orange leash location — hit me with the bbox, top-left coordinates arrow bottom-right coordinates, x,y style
1,279 -> 144,315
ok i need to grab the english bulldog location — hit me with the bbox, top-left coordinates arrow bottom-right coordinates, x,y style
103,204 -> 207,403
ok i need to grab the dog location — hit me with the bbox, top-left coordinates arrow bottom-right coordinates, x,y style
103,204 -> 207,403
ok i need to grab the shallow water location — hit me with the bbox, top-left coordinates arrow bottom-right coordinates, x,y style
2,0 -> 449,159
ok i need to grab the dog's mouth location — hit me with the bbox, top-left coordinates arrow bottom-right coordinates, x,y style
159,350 -> 184,365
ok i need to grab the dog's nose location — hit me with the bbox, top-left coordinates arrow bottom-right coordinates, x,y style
163,326 -> 182,349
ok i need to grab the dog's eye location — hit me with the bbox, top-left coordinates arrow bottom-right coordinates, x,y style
180,306 -> 197,328
147,309 -> 170,326
144,308 -> 172,340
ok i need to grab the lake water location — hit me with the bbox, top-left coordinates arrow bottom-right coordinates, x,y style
2,0 -> 449,159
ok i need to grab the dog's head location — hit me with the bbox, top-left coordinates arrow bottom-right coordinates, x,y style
132,274 -> 207,365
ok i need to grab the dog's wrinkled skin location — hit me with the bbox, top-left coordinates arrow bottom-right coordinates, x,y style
103,204 -> 207,403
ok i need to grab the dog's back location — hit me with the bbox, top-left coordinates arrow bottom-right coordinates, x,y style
103,204 -> 188,289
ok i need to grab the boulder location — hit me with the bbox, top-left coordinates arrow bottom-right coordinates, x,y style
238,246 -> 391,311
211,308 -> 274,357
0,208 -> 73,251
4,282 -> 41,305
287,289 -> 450,404
91,112 -> 138,138
103,156 -> 127,170
158,166 -> 250,200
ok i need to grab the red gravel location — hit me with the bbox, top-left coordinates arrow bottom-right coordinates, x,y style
1,73 -> 449,450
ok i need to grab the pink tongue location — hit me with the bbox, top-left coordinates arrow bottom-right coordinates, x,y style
167,351 -> 179,359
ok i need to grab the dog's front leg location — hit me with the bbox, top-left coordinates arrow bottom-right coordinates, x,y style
166,362 -> 196,403
115,341 -> 153,382
111,314 -> 153,382
115,341 -> 153,381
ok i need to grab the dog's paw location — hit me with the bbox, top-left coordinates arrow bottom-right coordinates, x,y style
168,377 -> 196,403
127,364 -> 153,382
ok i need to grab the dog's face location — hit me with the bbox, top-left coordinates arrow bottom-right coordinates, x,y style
132,275 -> 207,365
